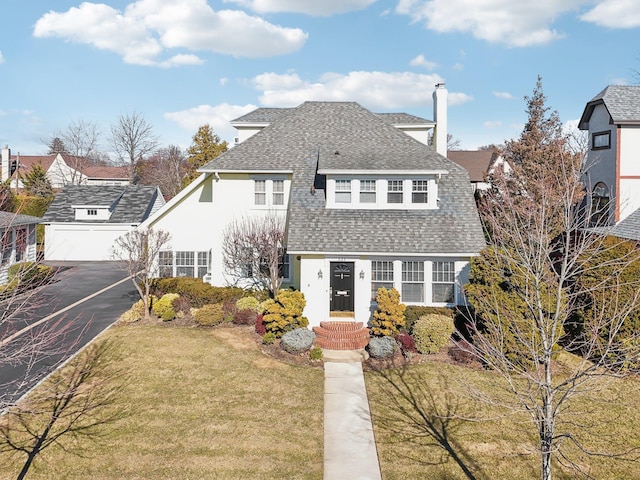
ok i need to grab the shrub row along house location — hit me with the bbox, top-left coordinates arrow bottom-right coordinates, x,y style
140,84 -> 486,328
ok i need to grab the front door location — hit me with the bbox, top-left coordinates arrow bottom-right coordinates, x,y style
330,262 -> 354,312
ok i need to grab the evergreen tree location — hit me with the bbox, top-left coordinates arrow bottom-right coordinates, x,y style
183,125 -> 228,188
21,165 -> 53,198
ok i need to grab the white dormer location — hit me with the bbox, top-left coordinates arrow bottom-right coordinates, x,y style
73,204 -> 112,221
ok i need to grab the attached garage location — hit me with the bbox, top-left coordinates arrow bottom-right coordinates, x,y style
42,185 -> 164,262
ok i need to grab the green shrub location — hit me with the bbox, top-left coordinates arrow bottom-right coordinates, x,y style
404,305 -> 454,333
262,332 -> 276,345
367,336 -> 397,359
370,287 -> 406,337
280,328 -> 315,354
192,303 -> 225,326
150,278 -> 244,308
152,293 -> 179,321
118,299 -> 150,323
309,346 -> 323,361
262,289 -> 309,338
236,296 -> 260,312
412,314 -> 455,354
7,262 -> 54,291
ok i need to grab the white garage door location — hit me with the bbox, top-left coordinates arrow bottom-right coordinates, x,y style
44,224 -> 134,261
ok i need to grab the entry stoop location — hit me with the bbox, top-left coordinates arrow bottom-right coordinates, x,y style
313,321 -> 370,351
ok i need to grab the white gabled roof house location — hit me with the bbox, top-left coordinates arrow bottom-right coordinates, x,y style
141,85 -> 485,327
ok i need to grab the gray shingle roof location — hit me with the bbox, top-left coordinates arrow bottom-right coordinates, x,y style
0,211 -> 41,228
376,112 -> 434,125
579,85 -> 640,129
607,208 -> 640,241
42,185 -> 162,224
231,108 -> 293,124
205,101 -> 485,255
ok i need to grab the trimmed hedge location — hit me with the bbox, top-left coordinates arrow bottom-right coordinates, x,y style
192,303 -> 226,326
404,305 -> 454,333
150,278 -> 244,308
412,314 -> 455,354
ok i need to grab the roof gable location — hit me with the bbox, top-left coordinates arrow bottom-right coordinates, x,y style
579,85 -> 640,129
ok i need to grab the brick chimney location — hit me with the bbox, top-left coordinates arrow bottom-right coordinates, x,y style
433,83 -> 448,157
1,145 -> 10,182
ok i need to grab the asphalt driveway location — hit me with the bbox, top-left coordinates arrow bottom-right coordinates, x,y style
0,261 -> 138,404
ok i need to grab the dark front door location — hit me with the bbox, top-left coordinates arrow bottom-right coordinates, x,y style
330,262 -> 354,312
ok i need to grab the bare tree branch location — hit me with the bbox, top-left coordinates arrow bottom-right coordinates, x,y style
110,111 -> 159,183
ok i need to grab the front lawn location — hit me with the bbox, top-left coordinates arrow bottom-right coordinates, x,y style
1,325 -> 324,480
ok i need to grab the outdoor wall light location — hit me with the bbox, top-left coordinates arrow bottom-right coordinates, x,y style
359,270 -> 365,279
318,269 -> 323,279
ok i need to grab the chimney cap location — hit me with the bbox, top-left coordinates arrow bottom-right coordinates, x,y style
435,82 -> 446,88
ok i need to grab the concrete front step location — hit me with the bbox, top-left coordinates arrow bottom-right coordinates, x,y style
313,320 -> 371,351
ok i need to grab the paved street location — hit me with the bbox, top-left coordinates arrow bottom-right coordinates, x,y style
0,262 -> 138,404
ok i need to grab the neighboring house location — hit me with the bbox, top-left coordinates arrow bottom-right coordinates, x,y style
0,146 -> 129,189
0,211 -> 40,283
140,85 -> 485,328
578,85 -> 640,225
447,150 -> 508,192
42,185 -> 165,261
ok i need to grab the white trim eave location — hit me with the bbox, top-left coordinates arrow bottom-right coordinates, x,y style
138,172 -> 211,230
287,250 -> 481,257
317,169 -> 449,176
230,121 -> 270,128
392,122 -> 436,129
197,168 -> 293,174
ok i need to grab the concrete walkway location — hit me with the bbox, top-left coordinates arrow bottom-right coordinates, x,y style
323,351 -> 382,480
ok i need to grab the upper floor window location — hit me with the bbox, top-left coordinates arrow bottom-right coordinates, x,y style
360,180 -> 376,203
253,178 -> 288,208
412,180 -> 429,204
387,180 -> 403,204
273,180 -> 285,206
335,180 -> 352,203
592,131 -> 611,150
254,180 -> 266,205
87,209 -> 97,216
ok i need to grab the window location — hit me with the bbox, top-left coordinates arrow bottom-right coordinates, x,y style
254,180 -> 266,205
87,209 -> 97,216
590,182 -> 610,227
158,251 -> 174,277
197,251 -> 210,278
412,180 -> 429,204
175,251 -> 195,277
402,261 -> 424,302
1,229 -> 11,265
432,261 -> 455,303
387,180 -> 403,204
360,180 -> 376,203
279,253 -> 291,280
335,180 -> 352,203
15,228 -> 27,262
592,131 -> 611,150
273,179 -> 284,206
371,261 -> 394,301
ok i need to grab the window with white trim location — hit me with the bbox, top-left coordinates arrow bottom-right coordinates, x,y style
197,251 -> 210,278
402,261 -> 424,302
432,261 -> 455,303
412,180 -> 429,204
279,253 -> 291,280
175,251 -> 195,277
1,229 -> 11,265
254,180 -> 266,205
335,180 -> 352,203
371,260 -> 394,301
387,180 -> 403,204
360,180 -> 376,203
273,179 -> 285,206
158,251 -> 174,277
87,209 -> 97,216
15,228 -> 27,262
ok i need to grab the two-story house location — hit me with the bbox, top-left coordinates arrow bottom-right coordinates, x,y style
578,85 -> 640,226
140,85 -> 485,328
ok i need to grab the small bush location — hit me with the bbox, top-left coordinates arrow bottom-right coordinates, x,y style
118,299 -> 149,323
255,315 -> 266,335
236,296 -> 260,312
280,328 -> 315,354
404,305 -> 454,333
233,308 -> 258,326
172,295 -> 191,315
370,287 -> 406,337
262,332 -> 276,345
367,336 -> 397,359
309,346 -> 323,361
152,293 -> 179,321
412,314 -> 455,354
222,300 -> 237,322
396,332 -> 418,354
193,303 -> 225,327
262,289 -> 309,337
449,340 -> 476,365
7,262 -> 54,291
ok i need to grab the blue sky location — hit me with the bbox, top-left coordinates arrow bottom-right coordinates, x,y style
1,0 -> 639,157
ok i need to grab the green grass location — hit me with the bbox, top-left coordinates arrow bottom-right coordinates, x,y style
1,325 -> 324,480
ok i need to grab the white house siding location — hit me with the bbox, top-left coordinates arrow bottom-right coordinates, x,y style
44,224 -> 134,261
0,224 -> 38,284
619,126 -> 640,221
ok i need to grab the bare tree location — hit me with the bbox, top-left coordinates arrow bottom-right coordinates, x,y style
222,213 -> 286,297
0,340 -> 126,480
137,145 -> 186,199
110,111 -> 159,183
462,77 -> 640,479
48,119 -> 104,185
111,228 -> 171,319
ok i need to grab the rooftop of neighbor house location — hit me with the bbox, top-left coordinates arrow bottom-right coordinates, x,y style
447,150 -> 500,183
579,85 -> 640,129
0,211 -> 42,228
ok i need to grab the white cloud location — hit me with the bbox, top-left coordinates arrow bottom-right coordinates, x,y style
409,54 -> 438,70
396,0 -> 588,47
493,91 -> 514,100
165,103 -> 257,141
251,71 -> 468,110
452,62 -> 464,71
0,50 -> 4,64
581,0 -> 640,28
223,0 -> 377,16
33,0 -> 307,66
484,121 -> 503,129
